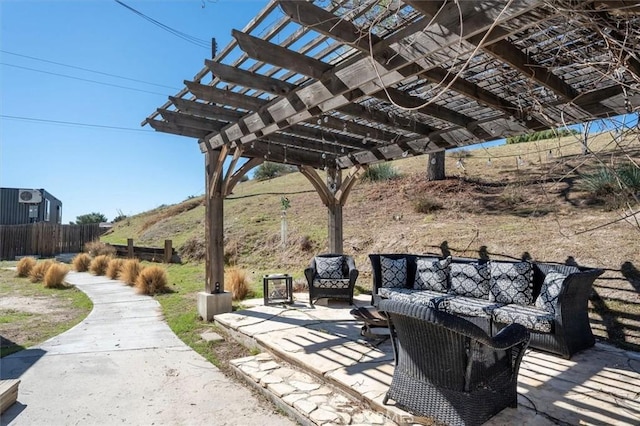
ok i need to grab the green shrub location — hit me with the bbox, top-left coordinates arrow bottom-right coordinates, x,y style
16,257 -> 37,278
579,163 -> 640,196
506,128 -> 578,144
361,163 -> 400,182
253,162 -> 297,181
413,196 -> 443,214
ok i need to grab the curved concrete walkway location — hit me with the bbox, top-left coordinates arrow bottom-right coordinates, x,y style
1,271 -> 294,426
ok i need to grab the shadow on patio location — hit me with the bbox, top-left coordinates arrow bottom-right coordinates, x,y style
216,294 -> 640,425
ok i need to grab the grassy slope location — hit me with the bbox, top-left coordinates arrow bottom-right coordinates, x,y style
102,133 -> 640,350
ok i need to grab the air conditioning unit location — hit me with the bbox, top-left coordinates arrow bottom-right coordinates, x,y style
18,189 -> 43,204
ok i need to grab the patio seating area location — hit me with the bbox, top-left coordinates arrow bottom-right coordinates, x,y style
216,293 -> 640,426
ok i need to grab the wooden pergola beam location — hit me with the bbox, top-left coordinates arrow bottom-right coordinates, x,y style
279,0 -> 546,129
201,1 -> 541,151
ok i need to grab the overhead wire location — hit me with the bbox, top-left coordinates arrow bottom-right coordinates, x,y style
0,50 -> 179,90
1,63 -> 169,96
113,0 -> 210,49
1,114 -> 154,133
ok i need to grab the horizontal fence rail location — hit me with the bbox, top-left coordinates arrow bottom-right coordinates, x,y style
0,223 -> 102,260
111,239 -> 177,263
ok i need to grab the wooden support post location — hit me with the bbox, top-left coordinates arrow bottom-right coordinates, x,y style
127,238 -> 134,258
327,167 -> 343,254
164,240 -> 172,263
204,147 -> 227,294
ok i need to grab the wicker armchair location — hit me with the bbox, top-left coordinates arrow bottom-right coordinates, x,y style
379,299 -> 530,426
304,254 -> 358,306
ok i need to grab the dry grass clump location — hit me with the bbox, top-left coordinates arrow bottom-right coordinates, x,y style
135,265 -> 169,295
72,253 -> 92,272
141,197 -> 203,231
29,260 -> 54,283
84,240 -> 116,257
120,259 -> 142,286
89,254 -> 112,276
44,262 -> 69,288
178,235 -> 205,262
225,267 -> 250,301
16,257 -> 37,277
106,258 -> 125,280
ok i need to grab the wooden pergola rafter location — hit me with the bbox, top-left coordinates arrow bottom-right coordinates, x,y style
142,0 -> 639,317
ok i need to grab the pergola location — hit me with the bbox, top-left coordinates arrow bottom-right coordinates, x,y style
143,0 -> 639,318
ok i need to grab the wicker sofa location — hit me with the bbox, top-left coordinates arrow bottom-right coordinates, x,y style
370,254 -> 604,359
379,299 -> 529,426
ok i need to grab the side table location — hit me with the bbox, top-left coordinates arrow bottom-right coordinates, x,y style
263,274 -> 293,305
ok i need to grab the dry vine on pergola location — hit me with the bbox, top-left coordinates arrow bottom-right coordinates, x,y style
143,0 -> 639,311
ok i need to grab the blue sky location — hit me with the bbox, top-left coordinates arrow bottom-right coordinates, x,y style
1,0 -> 267,223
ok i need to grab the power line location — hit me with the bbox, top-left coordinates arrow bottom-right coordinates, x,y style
1,114 -> 153,133
113,0 -> 210,49
1,63 -> 169,96
0,50 -> 178,90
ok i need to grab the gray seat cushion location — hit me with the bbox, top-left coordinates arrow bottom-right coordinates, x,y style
435,295 -> 503,318
378,287 -> 416,303
492,304 -> 555,333
313,278 -> 351,289
411,290 -> 449,308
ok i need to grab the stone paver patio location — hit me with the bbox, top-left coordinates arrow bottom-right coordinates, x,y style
216,294 -> 640,426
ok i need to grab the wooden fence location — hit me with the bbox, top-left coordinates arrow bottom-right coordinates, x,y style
0,223 -> 102,260
111,239 -> 177,263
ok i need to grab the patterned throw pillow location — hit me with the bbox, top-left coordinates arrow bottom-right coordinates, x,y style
449,262 -> 491,298
535,271 -> 567,315
315,256 -> 344,279
489,262 -> 534,305
413,256 -> 452,292
381,257 -> 407,289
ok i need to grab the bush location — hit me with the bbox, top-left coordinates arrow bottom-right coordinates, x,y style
106,258 -> 125,280
135,266 -> 169,295
506,128 -> 578,144
72,253 -> 92,272
89,254 -> 112,276
29,260 -> 54,283
84,240 -> 116,257
450,149 -> 471,159
225,267 -> 250,301
44,262 -> 69,288
361,163 -> 400,182
179,235 -> 206,262
413,196 -> 443,213
579,163 -> 640,197
253,161 -> 297,181
299,235 -> 314,252
16,257 -> 37,278
120,259 -> 142,286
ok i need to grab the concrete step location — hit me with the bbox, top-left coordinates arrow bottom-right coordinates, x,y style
230,353 -> 402,426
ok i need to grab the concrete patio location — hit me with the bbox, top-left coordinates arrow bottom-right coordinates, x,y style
216,294 -> 640,426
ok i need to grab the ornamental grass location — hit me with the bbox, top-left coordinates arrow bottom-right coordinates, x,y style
29,260 -> 54,283
120,259 -> 142,286
72,253 -> 92,272
44,262 -> 69,288
89,254 -> 112,276
135,265 -> 169,295
225,267 -> 250,301
106,258 -> 125,280
16,256 -> 37,278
